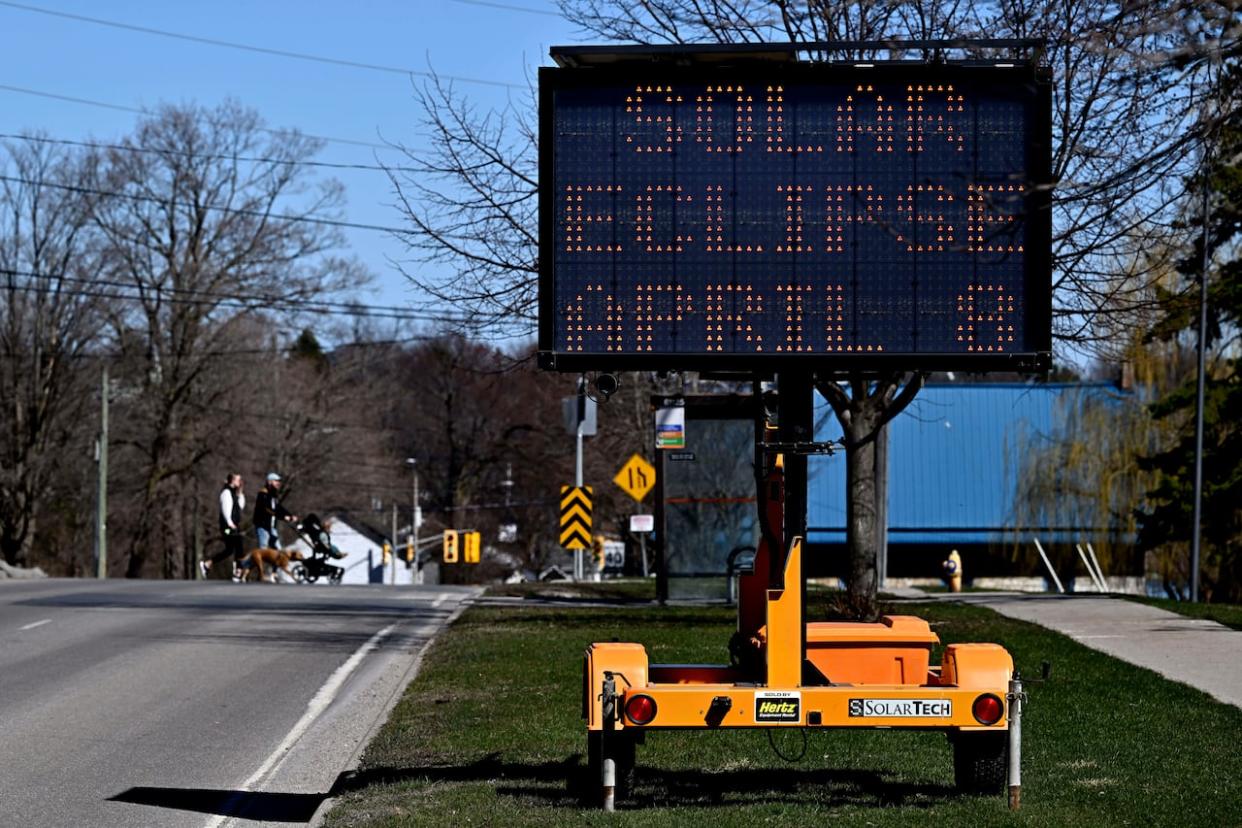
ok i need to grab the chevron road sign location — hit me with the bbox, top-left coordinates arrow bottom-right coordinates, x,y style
559,485 -> 593,550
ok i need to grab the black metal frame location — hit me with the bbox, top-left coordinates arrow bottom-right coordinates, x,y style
549,40 -> 1047,67
538,52 -> 1053,374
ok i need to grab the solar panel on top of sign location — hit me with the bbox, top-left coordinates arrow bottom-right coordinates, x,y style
539,64 -> 1051,371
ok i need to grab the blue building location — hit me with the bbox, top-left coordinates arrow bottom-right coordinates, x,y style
806,382 -> 1132,580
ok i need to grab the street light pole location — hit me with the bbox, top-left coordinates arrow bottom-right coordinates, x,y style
1190,70 -> 1221,604
95,364 -> 108,579
407,457 -> 421,585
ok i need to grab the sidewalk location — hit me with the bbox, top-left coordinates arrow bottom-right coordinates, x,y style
949,593 -> 1242,708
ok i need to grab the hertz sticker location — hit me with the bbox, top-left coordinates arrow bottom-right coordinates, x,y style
754,690 -> 801,723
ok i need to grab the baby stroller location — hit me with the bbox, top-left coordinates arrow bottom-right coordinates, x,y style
291,513 -> 346,584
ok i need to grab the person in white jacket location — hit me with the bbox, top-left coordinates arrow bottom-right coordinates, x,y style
199,473 -> 246,580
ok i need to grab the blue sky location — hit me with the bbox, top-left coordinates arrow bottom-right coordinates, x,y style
0,0 -> 584,337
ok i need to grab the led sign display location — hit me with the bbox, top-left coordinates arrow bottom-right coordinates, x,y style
539,63 -> 1051,370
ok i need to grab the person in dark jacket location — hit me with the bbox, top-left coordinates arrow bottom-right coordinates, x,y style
200,473 -> 246,580
254,472 -> 297,549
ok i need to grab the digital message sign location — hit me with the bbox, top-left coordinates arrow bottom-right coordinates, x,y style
539,61 -> 1051,371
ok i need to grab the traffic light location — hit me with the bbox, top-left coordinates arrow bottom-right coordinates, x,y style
463,531 -> 481,564
405,537 -> 415,565
443,529 -> 459,563
382,542 -> 391,565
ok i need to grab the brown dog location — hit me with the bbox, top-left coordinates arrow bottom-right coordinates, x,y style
238,547 -> 305,583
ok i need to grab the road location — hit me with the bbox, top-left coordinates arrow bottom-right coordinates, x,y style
0,578 -> 479,827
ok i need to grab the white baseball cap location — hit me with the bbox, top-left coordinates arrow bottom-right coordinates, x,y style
266,472 -> 282,482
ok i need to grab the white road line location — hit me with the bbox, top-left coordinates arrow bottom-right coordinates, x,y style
18,619 -> 52,631
432,594 -> 448,608
204,622 -> 397,828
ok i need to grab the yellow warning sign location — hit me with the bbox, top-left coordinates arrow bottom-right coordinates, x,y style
613,454 -> 656,503
559,486 -> 593,549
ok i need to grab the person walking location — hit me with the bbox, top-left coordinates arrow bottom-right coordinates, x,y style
253,472 -> 297,550
200,473 -> 246,580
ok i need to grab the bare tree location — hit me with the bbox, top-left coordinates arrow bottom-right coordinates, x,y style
389,76 -> 540,336
388,0 -> 1237,612
0,138 -> 100,567
89,101 -> 365,578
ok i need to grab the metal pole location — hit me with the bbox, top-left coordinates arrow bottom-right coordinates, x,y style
1084,542 -> 1107,593
413,466 -> 421,585
1007,672 -> 1024,811
1075,544 -> 1105,592
1190,138 -> 1211,604
601,672 -> 617,811
391,502 -> 398,585
639,532 -> 648,578
95,365 -> 108,579
602,755 -> 616,812
1032,538 -> 1064,593
193,508 -> 203,581
575,419 -> 585,582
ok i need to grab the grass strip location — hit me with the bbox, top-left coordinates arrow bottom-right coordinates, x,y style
324,600 -> 1242,827
1123,595 -> 1242,631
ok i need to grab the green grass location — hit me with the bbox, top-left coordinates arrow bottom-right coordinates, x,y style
324,601 -> 1242,827
1124,595 -> 1242,631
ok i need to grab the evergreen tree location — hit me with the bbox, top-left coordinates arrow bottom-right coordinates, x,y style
1137,67 -> 1242,602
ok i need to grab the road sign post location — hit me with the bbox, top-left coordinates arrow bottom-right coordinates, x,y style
629,513 -> 655,577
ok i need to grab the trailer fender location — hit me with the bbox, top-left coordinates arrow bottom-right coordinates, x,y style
584,643 -> 649,731
942,643 -> 1013,690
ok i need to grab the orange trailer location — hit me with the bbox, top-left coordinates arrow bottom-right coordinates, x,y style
581,414 -> 1024,811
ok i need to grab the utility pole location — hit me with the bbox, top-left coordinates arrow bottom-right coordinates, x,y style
391,501 -> 399,585
95,365 -> 108,579
1190,73 -> 1219,603
407,458 -> 421,585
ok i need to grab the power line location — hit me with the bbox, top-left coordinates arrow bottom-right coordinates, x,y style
0,132 -> 417,175
0,332 -> 452,361
2,267 -> 473,324
0,173 -> 410,235
447,0 -> 564,18
0,83 -> 393,152
2,279 -> 447,325
0,0 -> 523,90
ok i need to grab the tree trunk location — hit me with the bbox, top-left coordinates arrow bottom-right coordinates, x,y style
845,409 -> 880,613
818,373 -> 924,619
875,423 -> 889,590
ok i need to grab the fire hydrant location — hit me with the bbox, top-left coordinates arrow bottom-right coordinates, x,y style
943,549 -> 962,593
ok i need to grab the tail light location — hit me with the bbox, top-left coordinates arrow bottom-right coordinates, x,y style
625,694 -> 657,725
972,693 -> 1004,725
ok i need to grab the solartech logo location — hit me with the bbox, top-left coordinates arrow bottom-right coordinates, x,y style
754,691 -> 801,723
848,698 -> 953,718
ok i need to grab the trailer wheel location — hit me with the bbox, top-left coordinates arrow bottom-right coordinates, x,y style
584,730 -> 636,805
952,731 -> 1007,794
